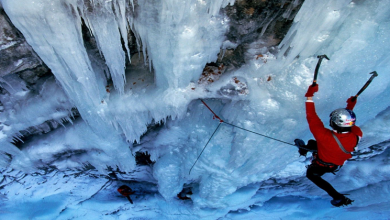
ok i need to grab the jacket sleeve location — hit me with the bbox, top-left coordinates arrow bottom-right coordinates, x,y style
346,96 -> 357,110
351,125 -> 363,151
306,100 -> 328,139
352,125 -> 363,139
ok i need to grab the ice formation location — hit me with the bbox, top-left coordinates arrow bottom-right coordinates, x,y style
0,0 -> 390,219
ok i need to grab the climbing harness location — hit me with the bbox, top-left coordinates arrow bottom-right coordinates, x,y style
189,100 -> 296,175
310,153 -> 341,175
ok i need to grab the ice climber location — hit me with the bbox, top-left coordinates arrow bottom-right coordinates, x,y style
118,185 -> 135,204
294,84 -> 363,207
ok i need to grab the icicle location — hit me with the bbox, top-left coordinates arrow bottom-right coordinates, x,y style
56,118 -> 66,128
129,0 -> 134,11
113,0 -> 131,64
11,132 -> 24,143
81,0 -> 126,94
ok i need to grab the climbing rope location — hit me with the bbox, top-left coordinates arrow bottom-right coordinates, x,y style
189,99 -> 302,175
223,121 -> 295,146
201,99 -> 295,146
188,122 -> 222,175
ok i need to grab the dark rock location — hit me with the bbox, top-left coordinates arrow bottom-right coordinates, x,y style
218,0 -> 303,68
0,8 -> 45,78
135,151 -> 154,165
17,64 -> 51,86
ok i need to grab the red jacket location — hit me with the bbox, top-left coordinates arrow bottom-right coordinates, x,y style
306,101 -> 363,165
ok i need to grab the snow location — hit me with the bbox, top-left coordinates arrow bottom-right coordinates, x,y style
0,41 -> 17,50
1,148 -> 390,219
0,0 -> 390,219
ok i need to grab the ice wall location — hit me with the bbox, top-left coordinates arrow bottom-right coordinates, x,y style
131,0 -> 233,89
1,0 -> 390,211
148,0 -> 390,207
1,0 -> 234,171
1,0 -> 233,139
277,0 -> 390,146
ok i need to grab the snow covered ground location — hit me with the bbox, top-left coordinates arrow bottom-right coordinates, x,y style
1,143 -> 390,219
1,0 -> 390,219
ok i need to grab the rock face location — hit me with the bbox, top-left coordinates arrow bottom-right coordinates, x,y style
220,0 -> 302,67
0,0 -> 303,143
0,8 -> 50,82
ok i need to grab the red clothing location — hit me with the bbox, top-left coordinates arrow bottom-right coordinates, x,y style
118,185 -> 134,197
306,101 -> 363,165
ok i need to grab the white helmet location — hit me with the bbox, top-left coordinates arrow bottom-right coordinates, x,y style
329,108 -> 356,128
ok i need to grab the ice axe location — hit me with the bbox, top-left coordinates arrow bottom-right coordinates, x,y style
312,55 -> 330,86
351,71 -> 378,101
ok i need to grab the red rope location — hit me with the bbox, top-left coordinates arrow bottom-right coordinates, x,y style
201,100 -> 224,123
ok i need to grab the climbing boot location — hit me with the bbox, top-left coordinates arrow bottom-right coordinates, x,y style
331,195 -> 354,207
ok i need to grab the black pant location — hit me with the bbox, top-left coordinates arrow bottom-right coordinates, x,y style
306,163 -> 343,200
